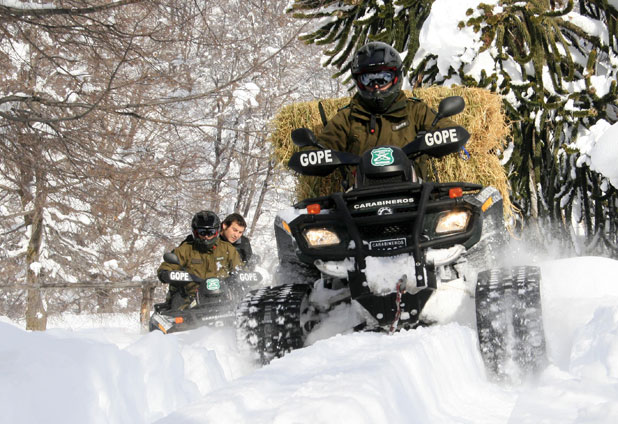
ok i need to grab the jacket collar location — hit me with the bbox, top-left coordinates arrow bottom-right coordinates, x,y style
220,234 -> 241,246
350,92 -> 408,120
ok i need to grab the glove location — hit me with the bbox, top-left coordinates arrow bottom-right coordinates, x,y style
158,270 -> 173,284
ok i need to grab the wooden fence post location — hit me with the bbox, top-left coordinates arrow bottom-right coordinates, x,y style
140,281 -> 157,331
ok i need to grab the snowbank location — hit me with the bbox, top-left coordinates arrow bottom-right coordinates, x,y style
2,257 -> 618,423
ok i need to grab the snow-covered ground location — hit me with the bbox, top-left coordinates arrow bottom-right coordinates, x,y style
2,256 -> 618,424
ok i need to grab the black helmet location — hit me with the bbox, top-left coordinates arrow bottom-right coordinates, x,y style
191,210 -> 220,250
351,42 -> 403,112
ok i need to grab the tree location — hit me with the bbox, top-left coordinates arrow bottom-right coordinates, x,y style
1,0 -> 346,327
288,0 -> 434,80
412,0 -> 618,254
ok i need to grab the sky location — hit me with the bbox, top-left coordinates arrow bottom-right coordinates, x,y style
2,1 -> 618,423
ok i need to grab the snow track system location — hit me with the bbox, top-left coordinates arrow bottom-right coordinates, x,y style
475,265 -> 546,382
236,283 -> 312,364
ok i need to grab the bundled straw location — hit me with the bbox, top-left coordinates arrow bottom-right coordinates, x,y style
270,86 -> 513,220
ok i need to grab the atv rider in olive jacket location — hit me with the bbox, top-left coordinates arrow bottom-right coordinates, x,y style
158,211 -> 243,310
317,42 -> 457,181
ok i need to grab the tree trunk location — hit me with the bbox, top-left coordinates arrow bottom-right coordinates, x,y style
25,193 -> 47,331
26,285 -> 47,331
96,288 -> 113,313
249,160 -> 273,238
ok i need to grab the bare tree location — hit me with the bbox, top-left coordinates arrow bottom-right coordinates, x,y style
0,0 -> 345,327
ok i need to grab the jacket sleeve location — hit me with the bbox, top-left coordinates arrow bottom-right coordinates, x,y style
316,109 -> 351,152
228,245 -> 244,273
156,244 -> 186,281
240,237 -> 253,264
410,102 -> 459,182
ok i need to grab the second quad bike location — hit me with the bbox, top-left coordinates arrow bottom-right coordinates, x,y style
236,97 -> 546,381
150,252 -> 262,334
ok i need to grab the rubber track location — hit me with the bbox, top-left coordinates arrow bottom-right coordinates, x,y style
475,265 -> 546,382
236,283 -> 311,364
512,266 -> 546,372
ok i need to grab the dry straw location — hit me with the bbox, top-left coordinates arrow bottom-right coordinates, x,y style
270,86 -> 514,220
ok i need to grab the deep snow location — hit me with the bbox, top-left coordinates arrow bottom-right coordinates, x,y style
2,256 -> 618,424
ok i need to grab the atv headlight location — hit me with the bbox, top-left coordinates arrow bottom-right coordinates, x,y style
303,228 -> 341,247
435,210 -> 471,234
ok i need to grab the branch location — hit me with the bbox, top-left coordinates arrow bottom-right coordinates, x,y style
0,0 -> 145,18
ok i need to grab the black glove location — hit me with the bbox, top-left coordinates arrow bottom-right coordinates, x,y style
158,270 -> 173,284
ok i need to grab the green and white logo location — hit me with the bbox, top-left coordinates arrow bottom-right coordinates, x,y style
206,278 -> 221,290
370,147 -> 394,166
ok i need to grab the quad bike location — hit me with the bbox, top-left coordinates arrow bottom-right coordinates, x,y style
150,252 -> 262,334
236,97 -> 546,381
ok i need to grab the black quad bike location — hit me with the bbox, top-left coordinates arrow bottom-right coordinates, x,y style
150,252 -> 262,334
236,97 -> 546,381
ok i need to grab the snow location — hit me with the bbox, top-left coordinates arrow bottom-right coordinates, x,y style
413,0 -> 494,81
365,254 -> 417,294
573,120 -> 618,189
233,83 -> 260,109
3,256 -> 618,423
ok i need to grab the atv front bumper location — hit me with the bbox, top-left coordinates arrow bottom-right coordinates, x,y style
149,304 -> 236,333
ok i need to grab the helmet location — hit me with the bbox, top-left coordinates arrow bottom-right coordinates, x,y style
191,210 -> 220,250
351,42 -> 403,112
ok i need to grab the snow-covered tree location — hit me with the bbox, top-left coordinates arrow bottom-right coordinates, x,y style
0,0 -> 345,328
411,0 -> 618,255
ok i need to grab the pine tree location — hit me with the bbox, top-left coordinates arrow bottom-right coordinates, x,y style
413,0 -> 618,255
288,0 -> 435,80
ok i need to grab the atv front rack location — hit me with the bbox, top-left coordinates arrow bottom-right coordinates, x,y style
288,182 -> 484,289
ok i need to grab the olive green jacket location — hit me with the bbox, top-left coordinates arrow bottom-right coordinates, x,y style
318,92 -> 457,158
158,238 -> 243,281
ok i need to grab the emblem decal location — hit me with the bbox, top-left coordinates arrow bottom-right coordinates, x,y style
377,207 -> 394,215
206,278 -> 221,290
370,147 -> 394,167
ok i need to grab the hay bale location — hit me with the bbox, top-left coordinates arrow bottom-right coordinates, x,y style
270,86 -> 513,220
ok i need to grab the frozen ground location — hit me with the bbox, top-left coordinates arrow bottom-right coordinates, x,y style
2,256 -> 618,423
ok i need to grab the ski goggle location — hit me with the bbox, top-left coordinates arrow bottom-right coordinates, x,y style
196,227 -> 218,237
358,70 -> 395,88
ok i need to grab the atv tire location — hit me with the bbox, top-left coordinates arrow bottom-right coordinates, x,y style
475,266 -> 546,383
236,283 -> 313,364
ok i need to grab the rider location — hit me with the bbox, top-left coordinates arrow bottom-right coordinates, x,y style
157,210 -> 242,310
317,41 -> 458,181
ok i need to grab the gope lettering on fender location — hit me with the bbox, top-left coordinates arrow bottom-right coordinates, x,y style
424,128 -> 459,146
